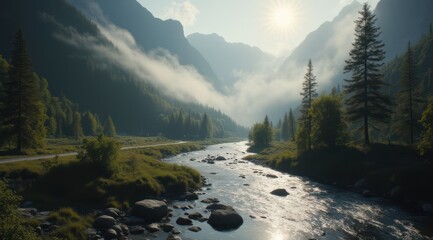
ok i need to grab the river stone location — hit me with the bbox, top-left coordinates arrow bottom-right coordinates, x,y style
160,223 -> 174,232
206,203 -> 234,211
105,229 -> 117,239
188,226 -> 202,232
176,217 -> 193,225
188,212 -> 203,220
102,208 -> 120,219
132,199 -> 168,222
266,174 -> 278,178
215,156 -> 227,161
270,188 -> 289,196
201,197 -> 220,204
122,216 -> 144,225
180,192 -> 199,201
167,234 -> 182,240
208,206 -> 243,230
94,215 -> 116,229
145,223 -> 160,233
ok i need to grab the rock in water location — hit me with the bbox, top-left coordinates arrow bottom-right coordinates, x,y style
179,192 -> 199,201
270,189 -> 289,196
207,204 -> 243,230
176,217 -> 193,225
94,215 -> 116,229
132,199 -> 168,222
215,156 -> 227,160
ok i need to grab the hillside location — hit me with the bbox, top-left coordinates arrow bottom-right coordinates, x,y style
0,0 -> 245,137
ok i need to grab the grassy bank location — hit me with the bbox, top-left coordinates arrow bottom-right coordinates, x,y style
0,141 -> 204,209
245,141 -> 433,206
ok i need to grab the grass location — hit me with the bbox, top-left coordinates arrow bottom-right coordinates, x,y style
44,208 -> 92,240
245,141 -> 433,204
0,141 -> 204,209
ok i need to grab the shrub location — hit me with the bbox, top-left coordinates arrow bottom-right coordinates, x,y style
77,135 -> 120,176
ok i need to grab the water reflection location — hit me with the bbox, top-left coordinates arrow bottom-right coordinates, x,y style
162,141 -> 433,240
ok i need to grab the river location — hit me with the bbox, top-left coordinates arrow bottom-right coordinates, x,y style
155,141 -> 433,240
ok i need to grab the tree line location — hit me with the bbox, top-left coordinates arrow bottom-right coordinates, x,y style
250,3 -> 433,156
0,29 -> 117,153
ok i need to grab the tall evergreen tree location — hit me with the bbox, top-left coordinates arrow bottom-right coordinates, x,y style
393,42 -> 422,144
344,3 -> 392,145
72,111 -> 83,140
103,116 -> 116,137
83,111 -> 98,136
288,108 -> 296,141
281,113 -> 289,140
298,59 -> 318,150
1,29 -> 46,152
199,113 -> 212,139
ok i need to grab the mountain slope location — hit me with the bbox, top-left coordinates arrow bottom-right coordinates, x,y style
68,0 -> 222,91
375,0 -> 433,60
0,0 -> 245,137
187,33 -> 276,88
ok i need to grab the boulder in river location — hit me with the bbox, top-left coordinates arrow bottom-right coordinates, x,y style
201,197 -> 220,204
266,174 -> 278,178
160,223 -> 175,232
102,207 -> 120,219
179,192 -> 199,201
270,188 -> 289,196
132,199 -> 168,222
104,229 -> 117,239
145,223 -> 160,233
215,156 -> 227,161
207,204 -> 243,230
188,226 -> 202,232
167,234 -> 182,240
176,217 -> 193,225
94,215 -> 116,229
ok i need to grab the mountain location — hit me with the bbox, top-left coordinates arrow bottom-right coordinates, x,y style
0,0 -> 246,137
68,0 -> 222,91
187,33 -> 276,88
278,1 -> 362,89
375,0 -> 433,60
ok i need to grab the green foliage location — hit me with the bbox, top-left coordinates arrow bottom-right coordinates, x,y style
298,59 -> 318,151
46,208 -> 91,240
310,95 -> 347,147
344,3 -> 392,145
103,116 -> 116,137
418,100 -> 433,155
72,111 -> 83,140
77,135 -> 120,176
82,111 -> 99,136
1,29 -> 47,152
0,181 -> 38,240
250,116 -> 273,149
392,42 -> 423,144
199,113 -> 213,139
288,108 -> 296,141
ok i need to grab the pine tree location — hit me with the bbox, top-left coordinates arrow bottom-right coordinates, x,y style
393,42 -> 422,144
199,113 -> 212,139
344,3 -> 392,145
103,116 -> 116,137
298,59 -> 318,150
288,108 -> 295,141
281,113 -> 289,140
72,111 -> 83,140
1,29 -> 46,152
83,111 -> 98,136
263,115 -> 272,145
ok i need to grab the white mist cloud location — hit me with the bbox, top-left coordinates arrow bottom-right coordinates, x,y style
163,1 -> 199,27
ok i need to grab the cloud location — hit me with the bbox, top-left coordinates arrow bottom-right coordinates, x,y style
163,1 -> 199,27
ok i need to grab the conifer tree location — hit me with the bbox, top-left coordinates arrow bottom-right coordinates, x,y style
73,111 -> 84,140
393,42 -> 422,144
103,116 -> 116,137
1,29 -> 46,152
199,113 -> 212,139
344,3 -> 392,145
83,111 -> 98,136
281,112 -> 289,140
288,108 -> 296,141
298,59 -> 318,151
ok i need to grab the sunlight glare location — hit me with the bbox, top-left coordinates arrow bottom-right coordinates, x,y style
264,0 -> 301,38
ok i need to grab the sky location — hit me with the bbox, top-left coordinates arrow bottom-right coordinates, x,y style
137,0 -> 379,56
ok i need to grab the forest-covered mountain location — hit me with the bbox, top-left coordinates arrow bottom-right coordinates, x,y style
0,0 -> 246,138
67,0 -> 222,91
375,0 -> 433,60
383,31 -> 433,97
187,33 -> 276,89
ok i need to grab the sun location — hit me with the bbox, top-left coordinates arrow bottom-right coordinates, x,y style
264,0 -> 301,37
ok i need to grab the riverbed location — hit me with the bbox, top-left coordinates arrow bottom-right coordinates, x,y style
141,141 -> 433,240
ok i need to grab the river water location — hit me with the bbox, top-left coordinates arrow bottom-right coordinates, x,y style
157,141 -> 433,240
